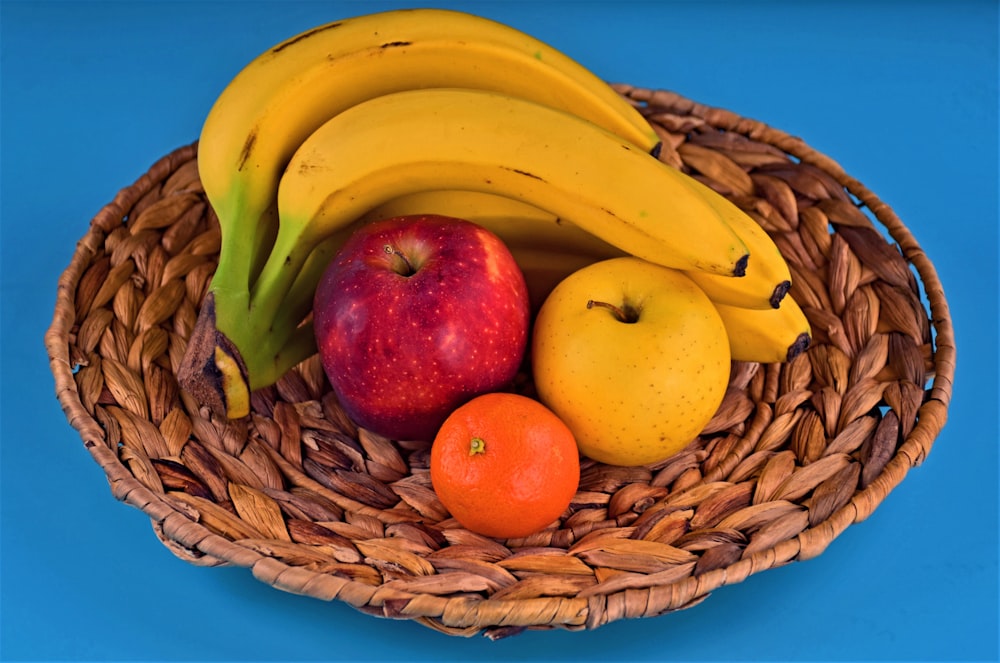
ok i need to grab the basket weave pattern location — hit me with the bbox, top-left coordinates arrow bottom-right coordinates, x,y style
45,88 -> 954,638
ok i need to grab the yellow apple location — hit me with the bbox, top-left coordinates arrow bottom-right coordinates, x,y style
531,257 -> 730,466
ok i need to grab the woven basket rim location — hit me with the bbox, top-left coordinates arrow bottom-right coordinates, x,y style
44,86 -> 955,637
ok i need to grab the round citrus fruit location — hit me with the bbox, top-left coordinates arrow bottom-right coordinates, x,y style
430,392 -> 580,539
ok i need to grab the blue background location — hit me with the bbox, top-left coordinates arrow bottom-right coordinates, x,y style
2,1 -> 997,661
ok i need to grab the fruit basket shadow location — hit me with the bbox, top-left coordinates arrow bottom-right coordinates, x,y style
44,86 -> 954,639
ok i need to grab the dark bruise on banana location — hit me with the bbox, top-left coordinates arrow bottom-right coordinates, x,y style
237,129 -> 258,171
269,22 -> 344,55
177,292 -> 252,419
505,167 -> 546,181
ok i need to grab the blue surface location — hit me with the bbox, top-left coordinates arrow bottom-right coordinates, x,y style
2,1 -> 997,661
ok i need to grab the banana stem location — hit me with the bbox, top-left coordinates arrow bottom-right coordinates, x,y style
273,231 -> 350,332
248,202 -> 280,287
209,230 -> 254,312
235,220 -> 318,384
255,320 -> 319,388
208,191 -> 273,297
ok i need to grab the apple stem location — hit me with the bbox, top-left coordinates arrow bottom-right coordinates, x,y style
383,244 -> 415,276
587,299 -> 639,323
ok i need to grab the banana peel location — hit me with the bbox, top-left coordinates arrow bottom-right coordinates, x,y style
177,292 -> 251,418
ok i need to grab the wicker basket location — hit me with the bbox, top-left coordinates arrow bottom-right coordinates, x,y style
44,87 -> 955,639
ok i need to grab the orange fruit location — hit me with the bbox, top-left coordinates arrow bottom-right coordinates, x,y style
430,392 -> 580,539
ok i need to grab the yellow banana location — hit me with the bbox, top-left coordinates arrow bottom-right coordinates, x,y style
267,90 -> 748,294
358,190 -> 626,259
681,175 -> 793,309
199,7 -> 660,301
270,86 -> 748,277
507,247 -> 604,314
713,295 -> 812,363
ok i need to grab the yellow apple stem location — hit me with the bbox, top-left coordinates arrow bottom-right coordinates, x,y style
586,299 -> 639,323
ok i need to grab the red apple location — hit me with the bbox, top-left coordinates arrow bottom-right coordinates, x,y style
313,214 -> 530,441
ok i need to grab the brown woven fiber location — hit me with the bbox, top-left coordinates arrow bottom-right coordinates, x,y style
45,87 -> 955,639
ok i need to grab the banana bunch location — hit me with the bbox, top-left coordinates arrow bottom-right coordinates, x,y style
178,8 -> 805,419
